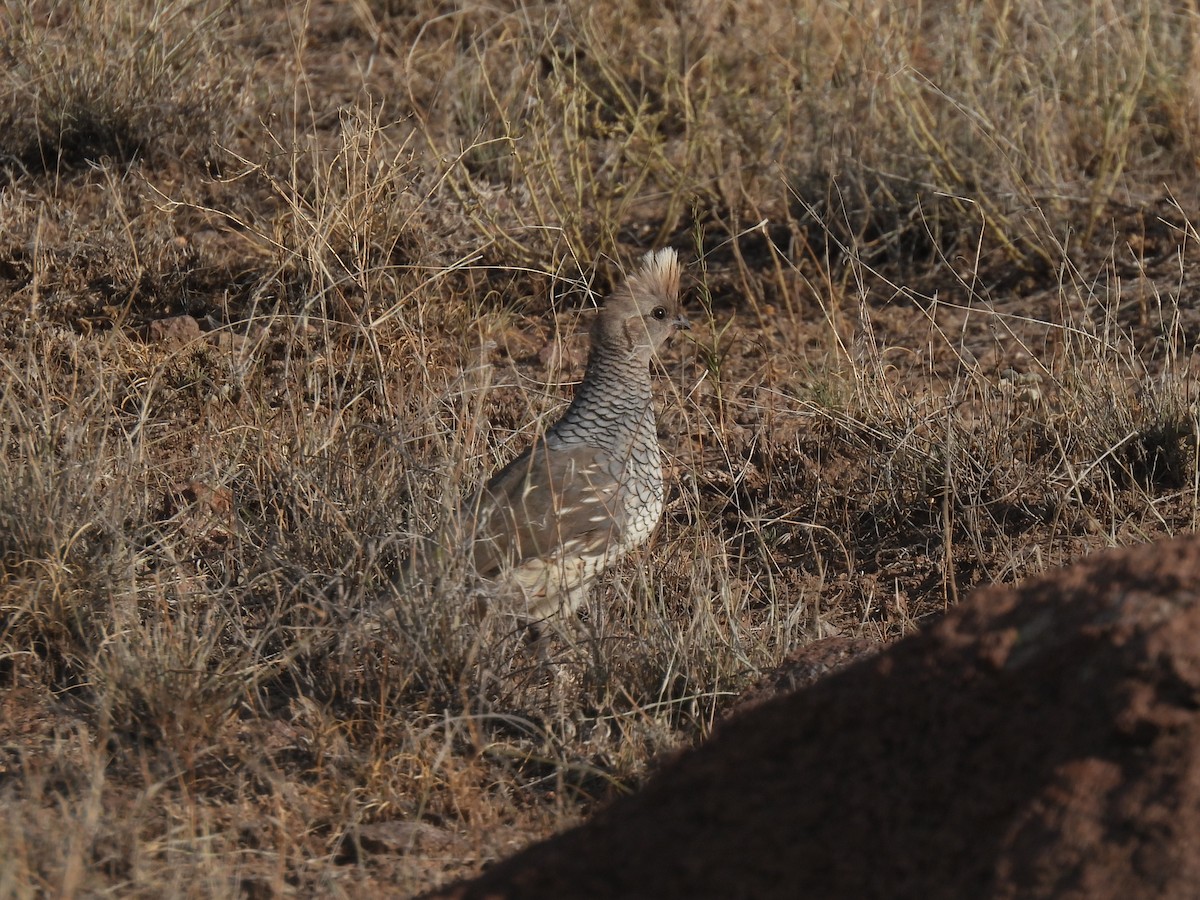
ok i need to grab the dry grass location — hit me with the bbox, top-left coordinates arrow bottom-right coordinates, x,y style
2,0 -> 1200,895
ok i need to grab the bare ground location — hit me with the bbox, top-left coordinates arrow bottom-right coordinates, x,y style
429,535 -> 1200,899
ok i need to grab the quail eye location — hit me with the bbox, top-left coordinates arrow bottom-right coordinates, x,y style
651,306 -> 667,320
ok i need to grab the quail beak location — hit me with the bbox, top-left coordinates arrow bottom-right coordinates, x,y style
673,315 -> 691,333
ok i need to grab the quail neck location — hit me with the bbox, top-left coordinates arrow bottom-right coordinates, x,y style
547,250 -> 689,457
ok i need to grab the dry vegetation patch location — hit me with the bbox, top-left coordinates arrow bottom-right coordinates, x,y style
2,0 -> 1200,895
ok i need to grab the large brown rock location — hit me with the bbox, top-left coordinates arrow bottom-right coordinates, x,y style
427,537 -> 1200,899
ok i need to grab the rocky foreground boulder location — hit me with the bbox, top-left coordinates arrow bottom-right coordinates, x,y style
427,537 -> 1200,899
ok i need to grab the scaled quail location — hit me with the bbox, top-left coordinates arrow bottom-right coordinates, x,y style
469,248 -> 689,632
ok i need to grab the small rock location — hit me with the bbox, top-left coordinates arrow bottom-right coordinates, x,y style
354,821 -> 458,856
145,315 -> 202,345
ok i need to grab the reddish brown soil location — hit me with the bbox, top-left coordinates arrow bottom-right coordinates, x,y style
721,634 -> 881,721
427,536 -> 1200,899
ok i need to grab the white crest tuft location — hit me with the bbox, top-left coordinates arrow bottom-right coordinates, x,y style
624,248 -> 681,305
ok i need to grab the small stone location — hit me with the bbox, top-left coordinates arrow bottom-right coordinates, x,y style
145,315 -> 202,345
